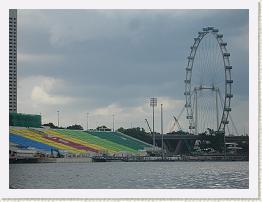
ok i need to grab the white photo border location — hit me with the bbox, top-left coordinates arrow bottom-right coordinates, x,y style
0,0 -> 259,199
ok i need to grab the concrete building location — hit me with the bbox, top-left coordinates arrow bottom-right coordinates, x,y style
9,9 -> 17,112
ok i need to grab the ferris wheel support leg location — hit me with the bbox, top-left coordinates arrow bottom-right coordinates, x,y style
153,105 -> 155,147
216,89 -> 219,131
195,90 -> 198,135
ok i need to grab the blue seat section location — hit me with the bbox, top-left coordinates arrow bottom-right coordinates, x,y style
10,134 -> 56,152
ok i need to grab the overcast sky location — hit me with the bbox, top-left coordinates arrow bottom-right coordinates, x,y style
17,9 -> 249,134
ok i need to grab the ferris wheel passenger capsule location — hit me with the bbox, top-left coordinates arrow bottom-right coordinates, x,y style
224,107 -> 232,112
226,80 -> 233,84
212,29 -> 219,32
223,53 -> 230,57
222,120 -> 229,124
217,34 -> 223,38
185,104 -> 191,108
225,65 -> 232,70
194,37 -> 200,42
226,93 -> 233,98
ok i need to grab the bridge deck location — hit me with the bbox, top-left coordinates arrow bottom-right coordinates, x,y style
155,135 -> 248,141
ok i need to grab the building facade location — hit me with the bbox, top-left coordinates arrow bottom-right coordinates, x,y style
9,9 -> 17,112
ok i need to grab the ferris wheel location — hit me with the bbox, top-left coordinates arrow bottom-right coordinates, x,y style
184,27 -> 233,135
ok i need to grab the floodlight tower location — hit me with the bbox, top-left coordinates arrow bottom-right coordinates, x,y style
150,97 -> 157,147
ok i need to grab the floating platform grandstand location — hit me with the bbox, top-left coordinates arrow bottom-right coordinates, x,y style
9,112 -> 152,156
10,127 -> 152,156
9,113 -> 248,162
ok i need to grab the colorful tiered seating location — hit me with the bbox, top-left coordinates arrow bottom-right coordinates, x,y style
9,127 -> 151,155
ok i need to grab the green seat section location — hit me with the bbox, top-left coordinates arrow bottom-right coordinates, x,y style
55,129 -> 137,154
116,131 -> 152,148
88,131 -> 151,151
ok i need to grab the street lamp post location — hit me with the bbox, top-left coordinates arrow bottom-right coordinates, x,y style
150,97 -> 157,147
161,104 -> 164,159
40,112 -> 42,126
57,110 -> 60,128
86,112 -> 89,131
224,131 -> 227,159
112,114 -> 115,132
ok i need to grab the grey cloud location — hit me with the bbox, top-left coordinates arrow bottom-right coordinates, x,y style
17,9 -> 249,131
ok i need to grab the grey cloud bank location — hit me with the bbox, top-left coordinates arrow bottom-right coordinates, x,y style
17,10 -> 249,133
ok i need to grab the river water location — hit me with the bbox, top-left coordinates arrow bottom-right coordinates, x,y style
9,161 -> 248,189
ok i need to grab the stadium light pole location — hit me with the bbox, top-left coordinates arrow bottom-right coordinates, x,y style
57,110 -> 60,128
150,97 -> 157,147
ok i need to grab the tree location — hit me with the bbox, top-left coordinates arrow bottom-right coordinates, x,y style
116,127 -> 152,144
167,130 -> 190,135
42,122 -> 58,129
117,127 -> 125,133
198,129 -> 225,153
67,124 -> 83,130
96,125 -> 111,131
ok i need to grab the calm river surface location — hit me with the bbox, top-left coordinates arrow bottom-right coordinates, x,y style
10,161 -> 248,189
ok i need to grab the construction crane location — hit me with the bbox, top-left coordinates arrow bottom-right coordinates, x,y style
169,107 -> 185,133
145,118 -> 153,134
172,115 -> 182,131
